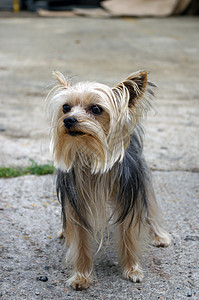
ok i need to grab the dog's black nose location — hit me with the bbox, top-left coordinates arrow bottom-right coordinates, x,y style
63,117 -> 77,129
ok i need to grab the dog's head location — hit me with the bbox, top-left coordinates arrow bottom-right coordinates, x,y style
45,71 -> 154,173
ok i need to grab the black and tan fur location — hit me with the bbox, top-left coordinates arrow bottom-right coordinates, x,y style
45,70 -> 170,290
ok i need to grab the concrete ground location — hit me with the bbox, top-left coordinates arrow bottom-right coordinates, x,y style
0,15 -> 199,299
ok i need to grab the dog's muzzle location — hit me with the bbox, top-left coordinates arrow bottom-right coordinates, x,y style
63,117 -> 85,136
63,117 -> 77,129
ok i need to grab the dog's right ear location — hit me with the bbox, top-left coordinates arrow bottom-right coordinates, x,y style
52,71 -> 71,87
113,71 -> 148,107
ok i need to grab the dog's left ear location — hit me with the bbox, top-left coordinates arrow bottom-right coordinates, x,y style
113,71 -> 148,106
52,70 -> 71,87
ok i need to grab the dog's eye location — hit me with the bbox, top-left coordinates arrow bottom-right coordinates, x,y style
90,105 -> 103,115
63,104 -> 71,113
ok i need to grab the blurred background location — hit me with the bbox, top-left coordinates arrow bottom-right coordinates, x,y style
0,0 -> 199,15
0,1 -> 198,171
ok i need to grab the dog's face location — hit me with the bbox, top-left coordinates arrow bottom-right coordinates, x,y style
46,71 -> 151,173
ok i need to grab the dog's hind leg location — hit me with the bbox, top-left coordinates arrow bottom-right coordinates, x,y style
117,215 -> 144,283
146,183 -> 171,247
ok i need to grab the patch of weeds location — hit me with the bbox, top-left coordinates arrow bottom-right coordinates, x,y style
0,159 -> 55,178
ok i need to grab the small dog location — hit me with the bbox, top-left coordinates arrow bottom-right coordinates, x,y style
45,70 -> 170,290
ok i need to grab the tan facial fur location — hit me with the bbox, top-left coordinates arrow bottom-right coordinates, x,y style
46,70 -> 152,174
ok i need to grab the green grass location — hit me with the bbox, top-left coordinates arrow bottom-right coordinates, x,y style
0,159 -> 55,178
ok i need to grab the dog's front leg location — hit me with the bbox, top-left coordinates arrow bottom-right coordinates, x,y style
64,218 -> 93,290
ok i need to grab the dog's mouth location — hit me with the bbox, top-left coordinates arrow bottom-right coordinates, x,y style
68,131 -> 85,137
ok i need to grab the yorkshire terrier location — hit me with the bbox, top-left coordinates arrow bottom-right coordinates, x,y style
45,70 -> 170,290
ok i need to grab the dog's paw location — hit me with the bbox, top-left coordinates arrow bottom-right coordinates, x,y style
68,275 -> 92,291
152,232 -> 171,247
123,264 -> 144,283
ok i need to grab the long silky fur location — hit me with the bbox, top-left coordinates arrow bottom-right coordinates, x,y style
56,169 -> 91,232
115,127 -> 149,226
56,126 -> 151,237
53,72 -> 156,242
45,71 -> 172,289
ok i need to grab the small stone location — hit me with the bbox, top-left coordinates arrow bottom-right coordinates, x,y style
108,262 -> 114,267
36,276 -> 48,282
187,292 -> 192,297
35,290 -> 40,295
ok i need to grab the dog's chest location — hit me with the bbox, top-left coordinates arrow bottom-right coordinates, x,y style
74,166 -> 117,204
